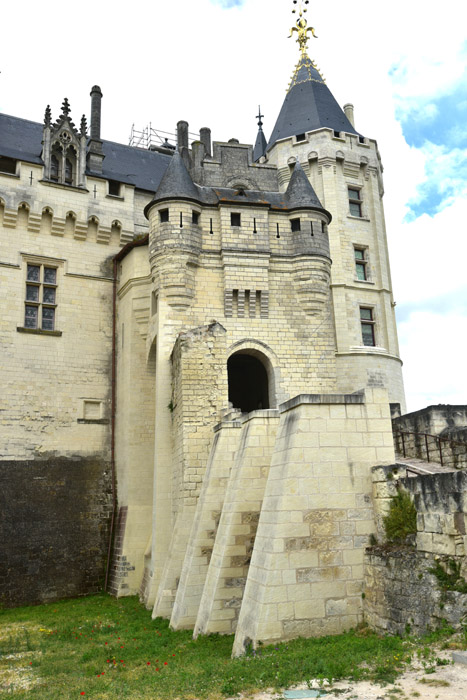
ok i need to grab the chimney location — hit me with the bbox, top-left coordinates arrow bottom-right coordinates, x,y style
200,127 -> 212,158
87,85 -> 104,174
90,86 -> 103,140
343,103 -> 355,128
177,121 -> 189,151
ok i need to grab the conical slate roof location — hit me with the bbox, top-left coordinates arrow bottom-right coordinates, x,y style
152,150 -> 200,203
267,55 -> 359,151
253,126 -> 267,162
285,161 -> 331,220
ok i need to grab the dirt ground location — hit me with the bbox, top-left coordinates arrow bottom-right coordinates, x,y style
234,649 -> 467,700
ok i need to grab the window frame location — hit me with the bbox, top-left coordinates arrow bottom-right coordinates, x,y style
159,208 -> 169,223
354,246 -> 368,281
360,306 -> 376,347
348,186 -> 363,218
231,212 -> 241,227
290,217 -> 301,233
24,263 -> 58,331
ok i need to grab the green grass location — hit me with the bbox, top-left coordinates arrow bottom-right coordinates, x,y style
0,593 -> 450,699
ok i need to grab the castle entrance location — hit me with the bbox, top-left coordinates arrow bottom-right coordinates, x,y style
227,352 -> 269,413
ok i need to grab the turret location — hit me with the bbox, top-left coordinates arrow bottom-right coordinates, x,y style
145,151 -> 202,309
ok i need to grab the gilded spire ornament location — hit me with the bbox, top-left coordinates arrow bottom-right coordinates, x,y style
289,0 -> 317,57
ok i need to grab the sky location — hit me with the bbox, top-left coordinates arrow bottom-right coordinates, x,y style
1,0 -> 466,413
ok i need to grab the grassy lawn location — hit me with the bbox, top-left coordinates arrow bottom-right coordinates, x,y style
0,593 -> 455,699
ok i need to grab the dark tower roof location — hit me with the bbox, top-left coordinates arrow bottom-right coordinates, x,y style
285,160 -> 331,220
253,128 -> 267,162
253,106 -> 267,162
267,55 -> 359,152
152,150 -> 200,203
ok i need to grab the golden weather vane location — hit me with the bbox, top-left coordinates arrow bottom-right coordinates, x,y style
289,0 -> 317,57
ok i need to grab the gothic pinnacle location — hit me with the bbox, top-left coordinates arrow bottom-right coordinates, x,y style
61,98 -> 71,116
80,114 -> 87,137
44,105 -> 52,127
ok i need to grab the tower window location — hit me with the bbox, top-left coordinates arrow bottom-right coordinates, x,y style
231,213 -> 241,227
296,133 -> 306,142
159,209 -> 169,223
354,247 -> 368,280
25,264 -> 57,331
348,187 -> 362,217
291,218 -> 301,232
360,307 -> 375,346
192,211 -> 200,225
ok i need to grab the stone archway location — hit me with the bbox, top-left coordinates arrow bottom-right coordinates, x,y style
227,351 -> 270,413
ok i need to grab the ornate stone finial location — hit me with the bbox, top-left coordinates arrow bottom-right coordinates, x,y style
289,0 -> 317,57
256,106 -> 264,130
44,105 -> 52,127
80,114 -> 87,137
61,97 -> 71,116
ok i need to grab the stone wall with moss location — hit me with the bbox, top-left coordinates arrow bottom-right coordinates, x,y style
365,469 -> 467,634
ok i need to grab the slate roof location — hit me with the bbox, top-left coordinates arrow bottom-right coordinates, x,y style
0,113 -> 171,192
285,161 -> 324,211
253,126 -> 267,162
267,55 -> 359,151
151,151 -> 200,203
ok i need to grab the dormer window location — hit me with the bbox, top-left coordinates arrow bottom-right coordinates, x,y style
65,158 -> 73,184
42,98 -> 87,188
108,180 -> 120,197
50,154 -> 59,181
296,133 -> 306,142
0,156 -> 17,175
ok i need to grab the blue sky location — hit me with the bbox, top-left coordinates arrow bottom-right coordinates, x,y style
1,0 -> 466,412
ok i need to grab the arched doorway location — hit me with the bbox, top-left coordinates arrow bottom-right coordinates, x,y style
227,352 -> 270,413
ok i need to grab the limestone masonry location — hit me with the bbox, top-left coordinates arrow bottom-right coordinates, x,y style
1,9 -> 414,652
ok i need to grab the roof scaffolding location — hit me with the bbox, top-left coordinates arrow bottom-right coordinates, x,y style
128,123 -> 199,151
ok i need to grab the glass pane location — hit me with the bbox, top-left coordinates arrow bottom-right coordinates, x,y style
356,263 -> 366,281
350,202 -> 362,217
25,305 -> 38,328
42,307 -> 55,331
44,267 -> 57,284
26,284 -> 39,301
27,264 -> 40,282
348,188 -> 360,200
43,287 -> 56,304
360,308 -> 373,320
362,323 -> 375,346
354,249 -> 364,260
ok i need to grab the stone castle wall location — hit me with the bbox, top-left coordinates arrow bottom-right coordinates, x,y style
365,469 -> 467,635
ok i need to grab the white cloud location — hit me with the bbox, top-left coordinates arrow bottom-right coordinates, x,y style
399,310 -> 467,412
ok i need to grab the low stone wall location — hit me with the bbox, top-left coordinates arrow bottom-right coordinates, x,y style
393,406 -> 467,469
0,457 -> 112,607
364,548 -> 467,635
365,468 -> 467,634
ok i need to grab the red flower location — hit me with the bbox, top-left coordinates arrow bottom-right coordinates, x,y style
147,662 -> 151,665
164,662 -> 168,665
156,668 -> 159,671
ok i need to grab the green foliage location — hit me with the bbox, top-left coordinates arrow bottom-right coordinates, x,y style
0,593 -> 420,699
429,558 -> 467,594
383,489 -> 417,543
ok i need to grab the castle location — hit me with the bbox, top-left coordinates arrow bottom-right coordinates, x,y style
1,3 -> 407,652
